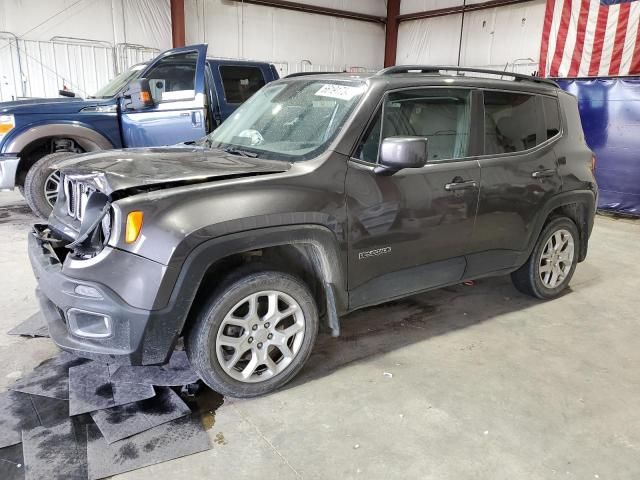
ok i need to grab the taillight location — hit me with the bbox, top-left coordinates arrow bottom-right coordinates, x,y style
590,154 -> 596,173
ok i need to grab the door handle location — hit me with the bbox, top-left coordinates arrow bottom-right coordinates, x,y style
531,169 -> 557,178
444,180 -> 477,191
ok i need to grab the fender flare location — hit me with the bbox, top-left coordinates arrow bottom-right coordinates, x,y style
152,225 -> 348,340
3,122 -> 114,155
521,189 -> 596,264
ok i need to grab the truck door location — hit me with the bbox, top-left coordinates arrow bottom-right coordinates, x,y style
120,44 -> 208,147
210,62 -> 270,121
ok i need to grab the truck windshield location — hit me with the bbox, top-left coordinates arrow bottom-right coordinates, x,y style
206,79 -> 367,160
91,63 -> 147,98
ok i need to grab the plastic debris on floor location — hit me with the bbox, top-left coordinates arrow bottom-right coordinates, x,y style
7,312 -> 49,338
2,314 -> 218,480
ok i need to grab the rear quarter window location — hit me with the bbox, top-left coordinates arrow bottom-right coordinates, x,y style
219,65 -> 266,104
483,90 -> 541,154
542,96 -> 561,140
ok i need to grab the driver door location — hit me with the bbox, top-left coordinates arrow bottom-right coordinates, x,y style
120,44 -> 208,147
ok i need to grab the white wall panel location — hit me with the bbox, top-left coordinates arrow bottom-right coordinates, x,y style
397,0 -> 546,75
0,0 -> 171,49
460,0 -> 545,70
185,0 -> 385,73
400,0 -> 463,16
397,14 -> 462,65
292,0 -> 386,17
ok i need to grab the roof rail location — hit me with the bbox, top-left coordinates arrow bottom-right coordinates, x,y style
376,65 -> 558,88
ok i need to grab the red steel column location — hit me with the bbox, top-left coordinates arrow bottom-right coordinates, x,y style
171,0 -> 186,48
384,0 -> 401,67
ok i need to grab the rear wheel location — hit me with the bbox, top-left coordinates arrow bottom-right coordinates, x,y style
511,216 -> 580,299
186,269 -> 319,398
23,152 -> 73,218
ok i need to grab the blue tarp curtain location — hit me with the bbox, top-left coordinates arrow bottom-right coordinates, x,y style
558,78 -> 640,216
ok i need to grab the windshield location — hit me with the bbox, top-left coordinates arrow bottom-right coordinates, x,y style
206,79 -> 367,161
91,63 -> 147,98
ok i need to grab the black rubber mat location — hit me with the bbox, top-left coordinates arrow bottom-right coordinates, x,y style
90,387 -> 191,444
7,313 -> 49,338
0,391 -> 40,448
22,418 -> 88,480
86,414 -> 210,479
9,352 -> 90,400
0,444 -> 25,480
29,395 -> 69,427
68,362 -> 155,416
110,351 -> 199,386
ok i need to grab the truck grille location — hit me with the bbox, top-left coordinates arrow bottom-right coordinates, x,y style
63,178 -> 94,221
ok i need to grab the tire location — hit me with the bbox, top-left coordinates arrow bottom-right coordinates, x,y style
186,268 -> 319,398
23,152 -> 73,218
511,216 -> 580,299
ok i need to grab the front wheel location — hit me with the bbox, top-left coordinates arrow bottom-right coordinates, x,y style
511,216 -> 580,299
186,269 -> 319,398
23,152 -> 74,218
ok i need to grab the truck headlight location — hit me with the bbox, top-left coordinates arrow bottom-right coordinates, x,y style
0,115 -> 15,140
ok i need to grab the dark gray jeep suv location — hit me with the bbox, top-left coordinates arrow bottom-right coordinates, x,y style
29,66 -> 597,397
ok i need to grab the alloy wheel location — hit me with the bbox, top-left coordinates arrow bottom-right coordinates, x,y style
43,170 -> 61,208
539,228 -> 575,289
215,290 -> 306,383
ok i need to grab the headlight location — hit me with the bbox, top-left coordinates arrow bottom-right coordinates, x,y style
0,114 -> 15,140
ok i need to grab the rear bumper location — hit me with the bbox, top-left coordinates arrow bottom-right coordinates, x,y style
0,155 -> 19,189
28,228 -> 175,365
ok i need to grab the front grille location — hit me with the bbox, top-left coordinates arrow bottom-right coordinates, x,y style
63,178 -> 94,221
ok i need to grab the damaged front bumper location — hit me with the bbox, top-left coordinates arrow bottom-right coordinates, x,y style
28,225 -> 178,365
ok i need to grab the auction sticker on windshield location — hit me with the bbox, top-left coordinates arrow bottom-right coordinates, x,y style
315,84 -> 364,101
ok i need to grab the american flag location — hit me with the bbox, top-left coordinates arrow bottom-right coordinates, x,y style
539,0 -> 640,77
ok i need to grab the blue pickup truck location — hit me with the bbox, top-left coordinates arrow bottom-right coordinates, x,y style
0,44 -> 279,216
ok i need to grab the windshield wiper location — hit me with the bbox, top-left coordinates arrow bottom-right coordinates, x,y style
222,146 -> 259,158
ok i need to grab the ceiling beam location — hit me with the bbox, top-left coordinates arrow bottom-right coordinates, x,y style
227,0 -> 386,24
397,0 -> 536,22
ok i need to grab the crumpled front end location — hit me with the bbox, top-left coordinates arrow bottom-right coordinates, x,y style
29,173 -> 180,365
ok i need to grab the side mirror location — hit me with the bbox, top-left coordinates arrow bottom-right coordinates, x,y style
374,136 -> 428,175
122,79 -> 155,110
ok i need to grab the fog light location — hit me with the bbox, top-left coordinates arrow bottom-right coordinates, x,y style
74,284 -> 102,298
67,308 -> 112,338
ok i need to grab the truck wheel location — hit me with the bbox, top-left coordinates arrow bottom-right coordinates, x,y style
187,269 -> 319,398
511,216 -> 580,299
23,152 -> 72,218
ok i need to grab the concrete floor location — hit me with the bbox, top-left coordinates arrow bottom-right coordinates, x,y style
1,189 -> 639,480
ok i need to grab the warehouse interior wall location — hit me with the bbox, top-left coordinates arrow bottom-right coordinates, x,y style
184,0 -> 386,74
397,0 -> 546,75
0,0 -> 172,49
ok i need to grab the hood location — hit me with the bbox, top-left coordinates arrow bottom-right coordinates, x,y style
0,97 -> 110,115
55,146 -> 291,195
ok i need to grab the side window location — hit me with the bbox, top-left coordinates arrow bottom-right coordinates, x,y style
355,88 -> 472,163
220,66 -> 266,104
542,96 -> 561,140
144,51 -> 198,103
483,91 -> 540,154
